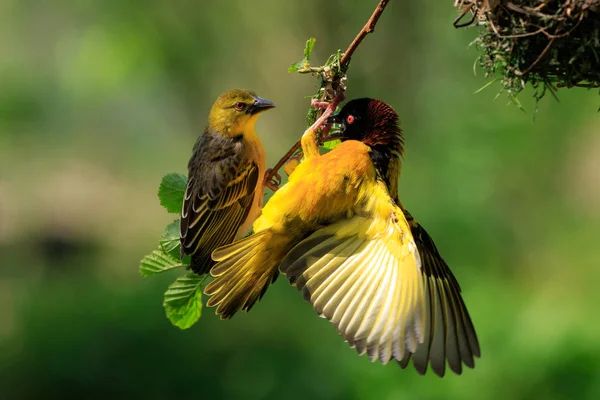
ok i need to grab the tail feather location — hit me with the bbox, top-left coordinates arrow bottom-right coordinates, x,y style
204,230 -> 293,319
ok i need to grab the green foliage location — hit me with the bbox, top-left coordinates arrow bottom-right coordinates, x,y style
158,173 -> 187,214
288,38 -> 346,149
160,219 -> 182,259
163,273 -> 206,330
142,174 -> 202,329
288,38 -> 316,72
304,50 -> 344,127
139,248 -> 184,277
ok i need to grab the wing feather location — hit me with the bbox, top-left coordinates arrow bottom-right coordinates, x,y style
280,210 -> 426,366
180,157 -> 259,274
396,211 -> 481,377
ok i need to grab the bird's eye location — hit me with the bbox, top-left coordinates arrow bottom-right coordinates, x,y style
234,102 -> 246,111
346,115 -> 355,124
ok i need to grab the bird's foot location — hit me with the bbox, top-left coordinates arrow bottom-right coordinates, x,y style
264,168 -> 281,191
306,93 -> 346,138
301,93 -> 345,157
310,99 -> 332,110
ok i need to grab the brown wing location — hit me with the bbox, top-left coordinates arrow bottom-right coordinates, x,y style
397,210 -> 481,377
180,132 -> 259,274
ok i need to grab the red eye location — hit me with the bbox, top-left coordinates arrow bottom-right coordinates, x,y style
234,102 -> 246,111
346,115 -> 355,124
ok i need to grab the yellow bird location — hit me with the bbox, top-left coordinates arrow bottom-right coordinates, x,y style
179,89 -> 275,274
205,98 -> 480,376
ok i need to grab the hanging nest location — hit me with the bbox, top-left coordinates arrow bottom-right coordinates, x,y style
454,0 -> 600,99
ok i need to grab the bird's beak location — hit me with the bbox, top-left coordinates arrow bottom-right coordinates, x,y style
247,96 -> 276,115
327,113 -> 345,133
327,113 -> 342,124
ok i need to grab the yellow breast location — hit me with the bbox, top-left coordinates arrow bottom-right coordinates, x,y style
235,125 -> 266,238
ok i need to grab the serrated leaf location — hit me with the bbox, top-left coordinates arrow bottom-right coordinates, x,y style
160,219 -> 181,258
288,38 -> 316,73
288,60 -> 307,73
303,37 -> 316,59
163,273 -> 205,329
139,248 -> 184,277
158,173 -> 187,214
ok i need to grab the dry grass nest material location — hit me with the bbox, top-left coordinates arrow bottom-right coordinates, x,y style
454,0 -> 600,99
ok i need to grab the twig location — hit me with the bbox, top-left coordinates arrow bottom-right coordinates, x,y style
453,3 -> 476,28
489,18 -> 545,38
505,2 -> 563,20
514,38 -> 554,77
556,82 -> 600,88
264,0 -> 390,190
539,12 -> 585,39
340,0 -> 391,66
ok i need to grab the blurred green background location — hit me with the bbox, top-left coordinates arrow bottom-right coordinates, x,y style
1,0 -> 600,399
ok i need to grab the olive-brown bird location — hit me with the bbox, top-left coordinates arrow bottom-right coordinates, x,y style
205,97 -> 480,377
180,89 -> 275,275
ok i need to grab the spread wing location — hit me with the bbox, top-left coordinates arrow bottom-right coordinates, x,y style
397,210 -> 481,377
279,181 -> 426,364
180,133 -> 259,274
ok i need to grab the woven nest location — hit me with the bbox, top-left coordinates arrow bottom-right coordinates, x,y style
454,0 -> 600,99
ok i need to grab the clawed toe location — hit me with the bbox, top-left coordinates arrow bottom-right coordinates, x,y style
264,168 -> 281,191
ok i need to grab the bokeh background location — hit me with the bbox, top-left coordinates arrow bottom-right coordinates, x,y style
1,1 -> 600,399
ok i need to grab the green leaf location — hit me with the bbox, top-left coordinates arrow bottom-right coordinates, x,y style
508,95 -> 527,113
474,79 -> 498,94
288,61 -> 306,73
303,37 -> 316,59
160,219 -> 181,258
139,248 -> 184,277
158,173 -> 187,214
288,38 -> 316,72
322,139 -> 341,150
163,273 -> 205,329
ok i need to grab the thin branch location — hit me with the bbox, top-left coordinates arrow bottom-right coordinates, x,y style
264,0 -> 391,190
556,82 -> 600,88
514,38 -> 555,77
453,3 -> 476,29
489,18 -> 545,39
340,0 -> 391,66
505,2 -> 563,20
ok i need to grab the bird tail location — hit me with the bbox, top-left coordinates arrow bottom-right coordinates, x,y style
204,230 -> 294,319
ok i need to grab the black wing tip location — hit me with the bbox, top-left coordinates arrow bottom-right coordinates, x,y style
214,298 -> 258,320
431,364 -> 446,378
190,255 -> 215,275
207,280 -> 269,320
214,302 -> 242,320
472,343 -> 482,359
397,357 -> 482,378
218,312 -> 234,320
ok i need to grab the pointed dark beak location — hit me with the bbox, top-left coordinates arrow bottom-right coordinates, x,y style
247,96 -> 276,115
327,113 -> 346,135
327,113 -> 342,124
